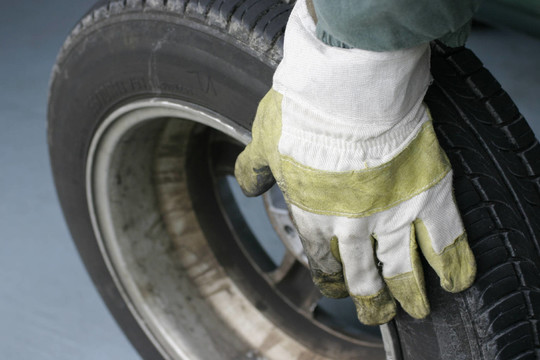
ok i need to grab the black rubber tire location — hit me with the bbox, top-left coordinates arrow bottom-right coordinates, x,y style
48,1 -> 540,359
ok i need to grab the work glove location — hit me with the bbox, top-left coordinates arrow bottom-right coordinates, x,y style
235,0 -> 476,325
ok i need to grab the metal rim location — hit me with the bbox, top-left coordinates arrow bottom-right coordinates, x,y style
86,98 -> 396,359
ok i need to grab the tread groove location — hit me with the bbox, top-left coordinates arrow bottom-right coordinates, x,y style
493,333 -> 531,360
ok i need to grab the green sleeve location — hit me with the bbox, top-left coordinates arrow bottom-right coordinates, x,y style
312,0 -> 481,51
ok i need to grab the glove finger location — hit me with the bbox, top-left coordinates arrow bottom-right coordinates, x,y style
289,205 -> 347,298
375,223 -> 430,319
300,234 -> 349,299
414,219 -> 476,293
416,172 -> 476,293
337,228 -> 396,325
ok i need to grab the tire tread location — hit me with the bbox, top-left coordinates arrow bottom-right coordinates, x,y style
56,0 -> 291,67
430,41 -> 540,358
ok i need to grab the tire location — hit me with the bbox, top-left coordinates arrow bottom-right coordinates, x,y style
47,1 -> 540,359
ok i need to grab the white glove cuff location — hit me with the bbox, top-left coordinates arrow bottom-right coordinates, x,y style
274,0 -> 434,171
273,0 -> 432,126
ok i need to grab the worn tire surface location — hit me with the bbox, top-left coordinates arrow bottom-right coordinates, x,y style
48,0 -> 540,359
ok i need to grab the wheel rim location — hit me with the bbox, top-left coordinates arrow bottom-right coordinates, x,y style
86,98 -> 397,359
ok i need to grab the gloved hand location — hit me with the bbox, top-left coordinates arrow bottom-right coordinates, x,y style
235,0 -> 476,325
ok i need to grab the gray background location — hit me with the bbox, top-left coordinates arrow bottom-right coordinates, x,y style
0,1 -> 539,359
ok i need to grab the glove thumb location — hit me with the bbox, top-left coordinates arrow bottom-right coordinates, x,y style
235,142 -> 275,197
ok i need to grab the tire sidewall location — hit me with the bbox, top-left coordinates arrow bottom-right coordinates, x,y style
48,11 -> 274,359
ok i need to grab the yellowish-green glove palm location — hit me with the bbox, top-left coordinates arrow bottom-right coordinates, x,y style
235,0 -> 476,325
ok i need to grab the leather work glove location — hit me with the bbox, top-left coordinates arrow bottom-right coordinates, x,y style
235,0 -> 476,325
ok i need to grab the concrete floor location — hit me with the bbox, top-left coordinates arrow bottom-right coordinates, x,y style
0,1 -> 538,359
